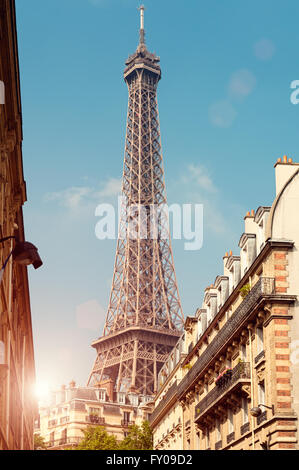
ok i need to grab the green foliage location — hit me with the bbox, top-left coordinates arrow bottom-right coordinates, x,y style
118,421 -> 153,450
70,421 -> 153,451
34,434 -> 47,450
75,426 -> 119,450
240,283 -> 251,299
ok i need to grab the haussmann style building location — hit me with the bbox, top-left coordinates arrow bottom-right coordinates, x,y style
0,0 -> 42,450
35,381 -> 153,449
149,156 -> 299,451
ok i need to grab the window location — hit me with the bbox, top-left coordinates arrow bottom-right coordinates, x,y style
257,327 -> 264,354
258,382 -> 265,409
117,392 -> 125,404
98,389 -> 106,401
242,397 -> 249,424
50,432 -> 55,447
216,419 -> 221,441
241,344 -> 247,360
228,409 -> 234,433
196,432 -> 201,450
123,411 -> 130,423
206,428 -> 210,448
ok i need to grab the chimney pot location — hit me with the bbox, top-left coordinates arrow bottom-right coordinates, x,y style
283,155 -> 288,163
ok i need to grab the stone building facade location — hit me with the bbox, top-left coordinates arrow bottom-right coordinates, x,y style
150,156 -> 299,450
35,381 -> 153,449
0,0 -> 37,450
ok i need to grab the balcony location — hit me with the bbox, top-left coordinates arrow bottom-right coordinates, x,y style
60,416 -> 70,424
47,436 -> 82,448
240,422 -> 250,435
255,350 -> 265,364
215,440 -> 222,450
149,380 -> 177,425
48,419 -> 57,428
121,420 -> 134,427
194,362 -> 250,421
86,415 -> 105,425
178,278 -> 274,399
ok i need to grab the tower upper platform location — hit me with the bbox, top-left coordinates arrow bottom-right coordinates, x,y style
124,6 -> 161,82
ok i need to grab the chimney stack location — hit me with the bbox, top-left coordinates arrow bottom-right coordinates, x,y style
274,155 -> 298,195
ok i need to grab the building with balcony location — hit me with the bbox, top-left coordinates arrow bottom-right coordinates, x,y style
35,381 -> 153,449
150,156 -> 299,450
149,336 -> 186,449
0,0 -> 37,450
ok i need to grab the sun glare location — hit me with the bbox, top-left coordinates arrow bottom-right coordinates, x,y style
34,381 -> 50,402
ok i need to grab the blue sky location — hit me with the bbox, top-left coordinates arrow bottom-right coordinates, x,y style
15,0 -> 299,390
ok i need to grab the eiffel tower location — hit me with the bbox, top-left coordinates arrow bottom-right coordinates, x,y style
88,6 -> 184,396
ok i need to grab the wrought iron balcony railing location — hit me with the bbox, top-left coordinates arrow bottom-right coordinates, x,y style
47,436 -> 82,448
227,431 -> 235,445
240,422 -> 250,435
121,420 -> 134,427
194,362 -> 250,421
178,278 -> 275,399
149,380 -> 177,425
215,440 -> 222,450
48,419 -> 57,428
255,350 -> 265,364
86,415 -> 105,425
60,416 -> 70,424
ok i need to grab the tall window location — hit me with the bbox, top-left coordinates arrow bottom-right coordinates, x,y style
50,432 -> 55,447
216,418 -> 221,442
258,382 -> 265,410
241,343 -> 247,361
196,432 -> 201,450
228,409 -> 234,434
123,411 -> 130,424
206,428 -> 210,448
242,397 -> 249,424
257,326 -> 264,354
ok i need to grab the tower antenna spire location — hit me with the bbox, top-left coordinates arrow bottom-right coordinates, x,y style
138,5 -> 145,45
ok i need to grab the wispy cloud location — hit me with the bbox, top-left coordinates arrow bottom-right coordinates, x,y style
98,177 -> 121,197
175,163 -> 244,236
44,177 -> 121,211
186,164 -> 217,193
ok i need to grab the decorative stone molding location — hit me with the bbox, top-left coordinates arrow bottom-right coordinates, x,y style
256,363 -> 266,384
256,311 -> 265,326
241,384 -> 251,399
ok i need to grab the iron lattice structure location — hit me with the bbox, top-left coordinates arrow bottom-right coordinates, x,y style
88,9 -> 184,396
